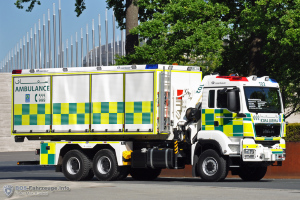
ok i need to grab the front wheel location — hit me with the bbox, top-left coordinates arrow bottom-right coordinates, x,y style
197,149 -> 228,182
239,165 -> 267,181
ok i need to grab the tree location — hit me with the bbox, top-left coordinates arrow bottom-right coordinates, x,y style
106,1 -> 169,55
213,0 -> 300,118
115,0 -> 230,69
106,0 -> 139,55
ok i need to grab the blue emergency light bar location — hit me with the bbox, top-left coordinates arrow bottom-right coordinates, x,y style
269,78 -> 278,83
146,64 -> 158,69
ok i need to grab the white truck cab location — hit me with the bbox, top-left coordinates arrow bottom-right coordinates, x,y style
179,74 -> 286,181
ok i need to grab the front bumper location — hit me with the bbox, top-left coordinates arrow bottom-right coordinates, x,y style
242,138 -> 285,162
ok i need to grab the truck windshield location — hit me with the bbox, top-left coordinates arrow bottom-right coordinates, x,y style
244,87 -> 282,113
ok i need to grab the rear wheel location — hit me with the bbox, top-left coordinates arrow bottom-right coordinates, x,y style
197,149 -> 228,182
239,165 -> 267,181
62,150 -> 91,181
130,168 -> 161,181
93,149 -> 119,181
82,169 -> 94,180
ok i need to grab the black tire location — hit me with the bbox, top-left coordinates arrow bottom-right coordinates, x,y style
82,169 -> 94,181
62,150 -> 91,181
130,168 -> 161,181
197,149 -> 228,182
93,149 -> 119,181
116,166 -> 130,180
239,165 -> 267,181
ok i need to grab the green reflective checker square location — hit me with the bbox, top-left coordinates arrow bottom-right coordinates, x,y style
101,102 -> 109,113
61,114 -> 69,125
40,143 -> 48,154
117,102 -> 124,113
109,113 -> 117,124
14,115 -> 22,125
142,113 -> 151,124
93,113 -> 101,124
22,104 -> 29,115
85,103 -> 90,114
69,103 -> 77,114
48,154 -> 55,165
151,101 -> 153,112
233,125 -> 243,133
53,103 -> 61,114
134,102 -> 142,113
125,113 -> 134,124
205,114 -> 214,121
206,121 -> 215,126
37,104 -> 45,114
77,114 -> 85,124
30,115 -> 37,125
45,114 -> 51,125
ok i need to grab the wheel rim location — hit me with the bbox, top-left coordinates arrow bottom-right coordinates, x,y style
202,157 -> 218,176
66,157 -> 80,175
97,156 -> 111,174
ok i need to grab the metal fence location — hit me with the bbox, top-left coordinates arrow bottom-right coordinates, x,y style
0,0 -> 125,72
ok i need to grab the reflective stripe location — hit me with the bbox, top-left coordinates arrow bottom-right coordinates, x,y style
202,109 -> 250,137
271,149 -> 284,154
14,103 -> 51,126
243,144 -> 259,149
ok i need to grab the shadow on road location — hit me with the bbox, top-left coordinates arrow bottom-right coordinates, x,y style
0,164 -> 273,183
0,165 -> 55,172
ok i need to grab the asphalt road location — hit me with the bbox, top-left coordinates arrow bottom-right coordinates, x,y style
0,151 -> 299,200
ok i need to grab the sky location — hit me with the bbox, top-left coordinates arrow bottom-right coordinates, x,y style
0,0 -> 122,69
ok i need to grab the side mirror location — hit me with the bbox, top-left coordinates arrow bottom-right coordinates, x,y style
227,89 -> 240,113
185,108 -> 201,122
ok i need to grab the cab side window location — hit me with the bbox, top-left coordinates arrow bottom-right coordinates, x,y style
217,90 -> 227,108
208,90 -> 215,108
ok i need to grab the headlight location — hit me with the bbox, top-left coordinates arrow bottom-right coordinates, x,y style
244,149 -> 256,159
244,149 -> 255,154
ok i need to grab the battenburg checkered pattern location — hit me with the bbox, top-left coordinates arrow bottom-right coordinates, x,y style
40,142 -> 55,165
53,103 -> 90,125
14,104 -> 51,125
92,102 -> 124,124
15,101 -> 153,126
202,109 -> 252,137
125,101 -> 153,124
92,101 -> 153,125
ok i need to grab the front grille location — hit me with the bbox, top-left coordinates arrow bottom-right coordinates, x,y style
255,124 -> 281,137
